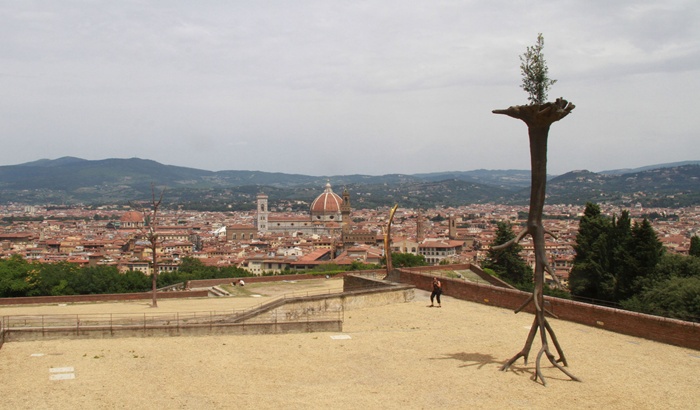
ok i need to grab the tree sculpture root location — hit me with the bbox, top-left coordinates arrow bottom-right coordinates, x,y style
499,297 -> 581,386
493,98 -> 580,386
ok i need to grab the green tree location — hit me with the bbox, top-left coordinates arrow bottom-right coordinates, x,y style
621,276 -> 700,322
568,203 -> 616,301
73,266 -> 126,294
690,235 -> 700,257
389,253 -> 428,268
120,270 -> 151,292
615,218 -> 664,301
175,257 -> 219,279
0,255 -> 34,297
609,211 -> 632,281
655,253 -> 700,279
349,261 -> 381,271
520,33 -> 557,105
218,265 -> 252,278
619,253 -> 700,321
483,221 -> 532,285
29,261 -> 80,296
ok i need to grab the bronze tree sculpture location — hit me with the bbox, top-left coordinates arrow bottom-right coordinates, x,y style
133,184 -> 165,308
492,34 -> 580,385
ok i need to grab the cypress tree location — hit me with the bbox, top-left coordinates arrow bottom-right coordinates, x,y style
609,210 -> 632,281
568,203 -> 616,301
690,236 -> 700,257
616,218 -> 664,301
484,221 -> 533,285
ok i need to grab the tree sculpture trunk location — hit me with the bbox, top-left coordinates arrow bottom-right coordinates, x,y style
144,185 -> 164,308
384,204 -> 399,274
492,98 -> 580,385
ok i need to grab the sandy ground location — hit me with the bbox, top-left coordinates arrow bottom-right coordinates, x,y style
1,279 -> 699,409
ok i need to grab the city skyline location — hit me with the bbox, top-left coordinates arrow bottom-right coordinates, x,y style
2,1 -> 699,176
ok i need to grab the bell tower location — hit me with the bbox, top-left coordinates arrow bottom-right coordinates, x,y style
341,188 -> 351,231
256,193 -> 268,233
448,215 -> 457,239
416,210 -> 425,242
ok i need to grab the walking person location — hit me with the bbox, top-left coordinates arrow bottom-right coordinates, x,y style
430,277 -> 442,307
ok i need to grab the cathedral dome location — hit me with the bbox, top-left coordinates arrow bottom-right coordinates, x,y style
310,182 -> 343,221
119,211 -> 144,228
120,211 -> 143,223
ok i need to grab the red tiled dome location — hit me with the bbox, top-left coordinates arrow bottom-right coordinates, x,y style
310,182 -> 343,216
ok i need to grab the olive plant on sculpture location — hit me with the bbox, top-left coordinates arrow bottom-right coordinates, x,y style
492,34 -> 579,385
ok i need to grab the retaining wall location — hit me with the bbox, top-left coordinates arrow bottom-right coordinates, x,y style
232,275 -> 414,326
1,274 -> 412,343
5,320 -> 342,342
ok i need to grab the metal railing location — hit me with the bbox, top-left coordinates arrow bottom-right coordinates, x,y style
0,318 -> 5,349
3,308 -> 343,333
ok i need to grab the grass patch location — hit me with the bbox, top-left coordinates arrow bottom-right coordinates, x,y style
220,278 -> 339,298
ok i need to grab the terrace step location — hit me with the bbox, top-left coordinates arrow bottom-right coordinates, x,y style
208,286 -> 231,297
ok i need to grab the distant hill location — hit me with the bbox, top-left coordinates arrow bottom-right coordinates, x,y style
541,165 -> 700,207
18,156 -> 88,167
0,157 -> 698,209
412,169 -> 534,189
599,160 -> 700,175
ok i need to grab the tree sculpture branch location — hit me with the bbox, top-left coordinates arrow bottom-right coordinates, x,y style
492,98 -> 580,386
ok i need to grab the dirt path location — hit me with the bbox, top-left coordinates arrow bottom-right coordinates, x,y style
1,281 -> 698,409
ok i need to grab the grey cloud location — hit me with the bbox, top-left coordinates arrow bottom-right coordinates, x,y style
0,1 -> 698,175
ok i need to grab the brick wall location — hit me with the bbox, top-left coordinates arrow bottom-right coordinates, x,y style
394,266 -> 700,351
0,290 -> 209,306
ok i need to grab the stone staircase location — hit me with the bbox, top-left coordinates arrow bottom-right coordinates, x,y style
208,286 -> 231,297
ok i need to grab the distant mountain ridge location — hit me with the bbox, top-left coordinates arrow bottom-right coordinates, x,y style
599,160 -> 700,175
0,157 -> 698,209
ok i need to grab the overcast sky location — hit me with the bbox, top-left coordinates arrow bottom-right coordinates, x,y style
1,1 -> 698,176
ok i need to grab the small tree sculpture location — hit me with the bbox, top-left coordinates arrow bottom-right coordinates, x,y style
146,186 -> 164,308
133,184 -> 165,308
383,204 -> 399,274
492,34 -> 579,385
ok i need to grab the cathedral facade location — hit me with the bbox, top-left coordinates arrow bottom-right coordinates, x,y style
256,182 -> 351,237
